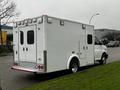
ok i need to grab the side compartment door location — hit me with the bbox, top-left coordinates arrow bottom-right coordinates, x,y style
86,27 -> 94,64
79,29 -> 86,66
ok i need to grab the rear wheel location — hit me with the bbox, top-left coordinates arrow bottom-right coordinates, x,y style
70,61 -> 79,73
34,72 -> 38,76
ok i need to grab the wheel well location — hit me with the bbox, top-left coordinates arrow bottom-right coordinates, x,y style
102,52 -> 108,59
69,57 -> 80,68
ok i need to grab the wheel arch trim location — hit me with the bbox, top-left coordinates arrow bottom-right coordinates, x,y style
102,52 -> 108,59
66,54 -> 80,69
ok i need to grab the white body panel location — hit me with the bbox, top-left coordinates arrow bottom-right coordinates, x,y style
12,15 -> 107,73
94,45 -> 107,60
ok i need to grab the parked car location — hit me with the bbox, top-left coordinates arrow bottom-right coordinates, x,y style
106,41 -> 120,47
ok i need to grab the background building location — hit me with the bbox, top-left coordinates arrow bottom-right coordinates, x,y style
95,29 -> 120,46
0,25 -> 13,45
95,29 -> 120,41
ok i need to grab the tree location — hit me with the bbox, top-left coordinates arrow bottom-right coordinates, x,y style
102,31 -> 120,41
0,0 -> 18,45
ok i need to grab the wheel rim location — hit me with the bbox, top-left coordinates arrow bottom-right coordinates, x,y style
102,57 -> 106,64
71,63 -> 78,73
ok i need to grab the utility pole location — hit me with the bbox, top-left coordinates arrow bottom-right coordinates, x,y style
89,13 -> 100,25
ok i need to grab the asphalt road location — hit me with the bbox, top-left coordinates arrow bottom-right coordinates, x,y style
107,47 -> 120,63
0,47 -> 120,90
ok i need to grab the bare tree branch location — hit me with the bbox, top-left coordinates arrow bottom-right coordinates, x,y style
0,2 -> 16,19
0,0 -> 18,45
0,0 -> 9,9
2,15 -> 12,25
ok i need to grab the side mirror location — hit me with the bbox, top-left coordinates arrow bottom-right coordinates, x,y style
99,42 -> 102,45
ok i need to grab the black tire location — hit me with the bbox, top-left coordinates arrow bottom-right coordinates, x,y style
34,72 -> 38,76
99,55 -> 107,65
70,61 -> 79,73
0,87 -> 2,90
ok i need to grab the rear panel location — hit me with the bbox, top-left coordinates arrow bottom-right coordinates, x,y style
18,25 -> 37,62
13,17 -> 45,73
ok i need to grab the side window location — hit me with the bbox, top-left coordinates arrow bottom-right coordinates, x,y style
87,34 -> 93,44
27,30 -> 34,44
20,31 -> 24,45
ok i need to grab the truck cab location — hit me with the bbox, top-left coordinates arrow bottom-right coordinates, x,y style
94,37 -> 108,64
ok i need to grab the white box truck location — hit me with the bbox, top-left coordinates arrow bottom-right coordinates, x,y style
12,15 -> 108,73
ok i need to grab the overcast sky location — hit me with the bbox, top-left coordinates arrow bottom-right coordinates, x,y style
13,0 -> 120,29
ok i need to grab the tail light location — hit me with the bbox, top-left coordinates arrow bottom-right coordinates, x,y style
35,64 -> 44,70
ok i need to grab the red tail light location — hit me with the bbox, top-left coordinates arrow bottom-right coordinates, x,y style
35,64 -> 44,70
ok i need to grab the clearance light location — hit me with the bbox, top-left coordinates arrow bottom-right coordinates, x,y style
32,18 -> 37,23
17,21 -> 21,25
60,20 -> 64,26
82,24 -> 86,29
14,22 -> 17,28
38,18 -> 43,24
47,17 -> 52,24
24,20 -> 28,24
21,21 -> 24,25
28,19 -> 32,23
24,20 -> 28,26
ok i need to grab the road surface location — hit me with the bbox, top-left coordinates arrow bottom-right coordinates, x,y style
0,47 -> 120,90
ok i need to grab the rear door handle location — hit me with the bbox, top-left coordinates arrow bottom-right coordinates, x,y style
86,46 -> 88,50
83,46 -> 85,50
23,48 -> 25,51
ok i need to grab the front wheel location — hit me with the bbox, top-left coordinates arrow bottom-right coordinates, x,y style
70,62 -> 79,73
99,56 -> 107,65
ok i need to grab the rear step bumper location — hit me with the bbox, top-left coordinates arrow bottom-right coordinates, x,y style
12,66 -> 44,73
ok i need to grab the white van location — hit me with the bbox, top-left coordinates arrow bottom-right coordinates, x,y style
12,15 -> 108,73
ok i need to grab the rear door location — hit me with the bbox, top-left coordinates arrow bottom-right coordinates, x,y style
19,28 -> 26,61
19,25 -> 37,62
26,26 -> 37,62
